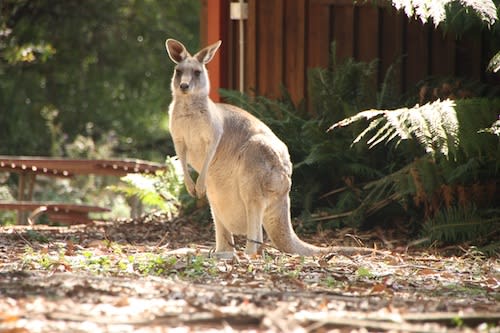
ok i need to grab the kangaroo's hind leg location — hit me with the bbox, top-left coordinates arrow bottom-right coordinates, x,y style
212,208 -> 235,258
242,197 -> 265,255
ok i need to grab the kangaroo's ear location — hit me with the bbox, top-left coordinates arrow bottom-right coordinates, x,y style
194,40 -> 222,65
165,39 -> 190,64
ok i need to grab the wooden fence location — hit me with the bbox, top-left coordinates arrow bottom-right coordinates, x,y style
201,0 -> 498,104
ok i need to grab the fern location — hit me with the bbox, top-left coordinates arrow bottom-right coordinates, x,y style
390,0 -> 498,26
0,185 -> 14,201
328,98 -> 499,233
477,241 -> 500,256
330,98 -> 500,162
108,157 -> 185,215
329,100 -> 460,159
422,205 -> 500,243
487,51 -> 500,73
480,119 -> 500,136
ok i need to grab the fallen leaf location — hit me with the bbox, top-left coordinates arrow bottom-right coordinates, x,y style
0,313 -> 20,323
418,268 -> 436,275
114,297 -> 130,307
371,283 -> 387,293
440,272 -> 454,279
65,240 -> 75,256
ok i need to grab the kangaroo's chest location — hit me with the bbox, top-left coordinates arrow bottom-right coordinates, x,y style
170,108 -> 219,171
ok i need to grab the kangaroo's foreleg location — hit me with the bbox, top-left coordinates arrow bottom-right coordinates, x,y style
174,139 -> 196,197
195,134 -> 221,198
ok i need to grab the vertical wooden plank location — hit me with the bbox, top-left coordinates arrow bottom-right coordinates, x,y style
246,0 -> 257,95
405,18 -> 430,90
220,0 -> 231,91
332,4 -> 355,63
205,0 -> 230,101
356,5 -> 379,63
455,32 -> 482,80
257,0 -> 284,98
284,0 -> 306,104
199,0 -> 208,47
307,0 -> 330,69
380,6 -> 404,94
430,30 -> 456,77
355,3 -> 380,94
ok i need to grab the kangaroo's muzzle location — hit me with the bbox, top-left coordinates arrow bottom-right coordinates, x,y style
180,82 -> 189,92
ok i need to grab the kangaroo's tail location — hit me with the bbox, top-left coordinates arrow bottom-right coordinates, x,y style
263,196 -> 329,256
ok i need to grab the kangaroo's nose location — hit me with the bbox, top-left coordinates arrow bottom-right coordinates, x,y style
180,83 -> 189,91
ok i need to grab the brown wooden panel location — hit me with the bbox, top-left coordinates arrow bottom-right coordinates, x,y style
430,31 -> 456,77
203,0 -> 230,101
284,0 -> 306,104
256,0 -> 284,98
405,18 -> 430,90
455,32 -> 482,80
200,0 -> 208,47
379,6 -> 404,95
307,1 -> 331,69
356,4 -> 380,92
356,5 -> 380,63
332,4 -> 355,63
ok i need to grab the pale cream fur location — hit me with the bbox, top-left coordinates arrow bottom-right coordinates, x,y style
165,39 -> 384,257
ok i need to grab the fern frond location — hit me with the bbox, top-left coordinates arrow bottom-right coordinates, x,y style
107,157 -> 185,214
487,51 -> 500,73
422,205 -> 500,243
480,119 -> 500,136
390,0 -> 497,26
366,120 -> 398,148
329,109 -> 385,131
351,117 -> 384,145
330,100 -> 459,160
0,186 -> 14,201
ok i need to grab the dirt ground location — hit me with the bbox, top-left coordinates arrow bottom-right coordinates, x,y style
0,214 -> 499,332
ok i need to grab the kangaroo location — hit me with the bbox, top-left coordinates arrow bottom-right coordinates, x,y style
165,39 -> 386,257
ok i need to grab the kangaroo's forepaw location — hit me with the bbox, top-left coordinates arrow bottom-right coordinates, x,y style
195,182 -> 206,198
185,179 -> 196,197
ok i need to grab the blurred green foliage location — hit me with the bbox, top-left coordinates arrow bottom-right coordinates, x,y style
0,0 -> 200,159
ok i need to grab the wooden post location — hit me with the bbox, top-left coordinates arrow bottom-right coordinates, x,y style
205,0 -> 229,102
17,172 -> 26,224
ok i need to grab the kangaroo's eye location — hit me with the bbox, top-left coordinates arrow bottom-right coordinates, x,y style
194,70 -> 201,77
175,69 -> 182,75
